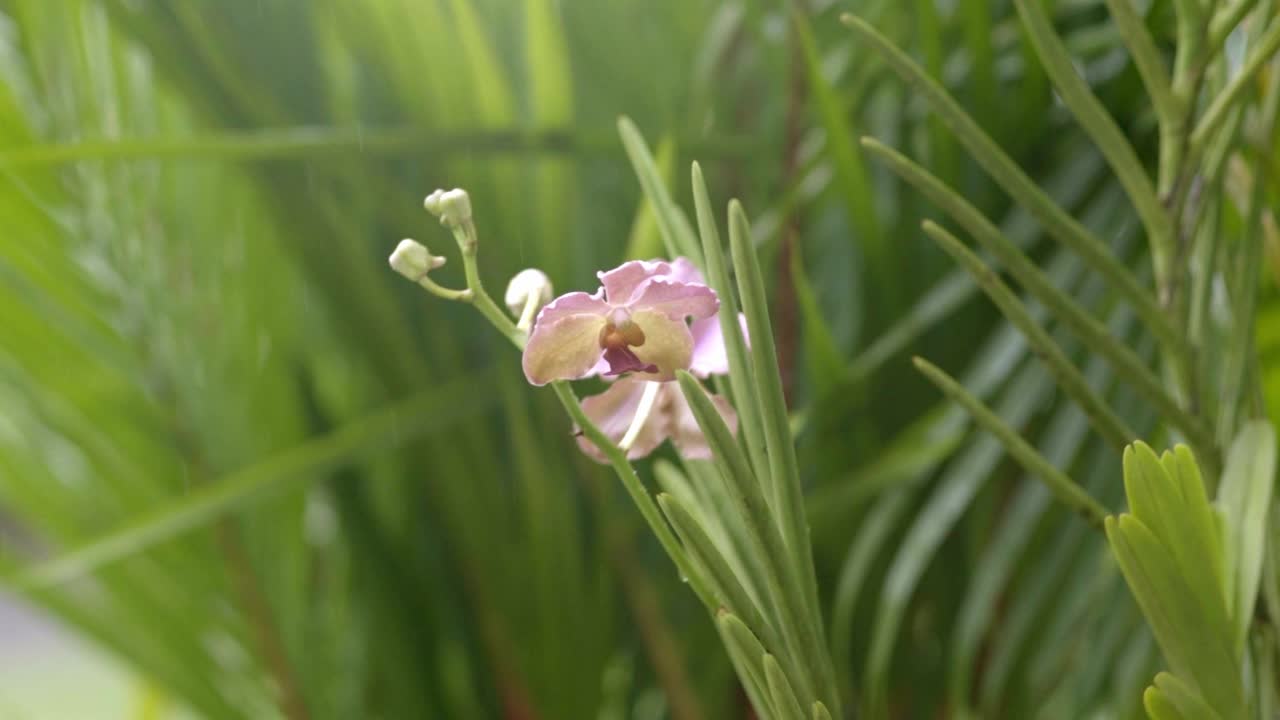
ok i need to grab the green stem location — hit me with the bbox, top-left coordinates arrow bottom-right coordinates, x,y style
447,221 -> 524,347
1190,18 -> 1280,156
552,382 -> 715,609
1103,0 -> 1177,125
840,13 -> 1183,357
1208,0 -> 1262,55
1013,0 -> 1172,293
921,220 -> 1137,451
913,356 -> 1110,528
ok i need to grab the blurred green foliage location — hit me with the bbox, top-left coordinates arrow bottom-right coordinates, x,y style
0,0 -> 1278,718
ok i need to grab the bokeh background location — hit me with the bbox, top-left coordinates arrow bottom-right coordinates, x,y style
2,0 -> 1276,718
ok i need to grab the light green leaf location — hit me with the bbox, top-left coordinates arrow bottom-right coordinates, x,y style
1216,420 -> 1277,650
1152,672 -> 1223,720
764,653 -> 807,720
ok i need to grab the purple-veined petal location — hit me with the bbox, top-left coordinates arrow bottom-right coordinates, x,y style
576,379 -> 669,462
533,290 -> 609,326
689,312 -> 749,377
627,309 -> 694,380
522,313 -> 607,385
669,383 -> 738,460
598,259 -> 672,304
629,278 -> 719,320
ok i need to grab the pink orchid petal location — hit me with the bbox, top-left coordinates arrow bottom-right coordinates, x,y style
663,257 -> 706,285
522,313 -> 607,385
533,290 -> 609,326
598,259 -> 672,304
576,379 -> 669,462
669,383 -> 738,460
629,278 -> 719,320
689,312 -> 749,377
628,310 -> 695,381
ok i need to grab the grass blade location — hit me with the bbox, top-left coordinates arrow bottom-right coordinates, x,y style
913,356 -> 1110,526
921,220 -> 1136,451
839,13 -> 1180,354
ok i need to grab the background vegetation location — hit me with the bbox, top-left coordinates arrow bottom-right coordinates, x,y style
1,0 -> 1277,718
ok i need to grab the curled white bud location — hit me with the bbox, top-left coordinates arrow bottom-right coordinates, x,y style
505,269 -> 554,316
423,189 -> 445,217
423,188 -> 472,227
506,268 -> 554,331
389,238 -> 446,280
438,189 -> 472,226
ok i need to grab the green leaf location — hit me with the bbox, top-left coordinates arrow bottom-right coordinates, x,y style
839,12 -> 1181,353
912,355 -> 1110,526
1106,512 -> 1246,716
6,375 -> 498,593
1216,420 -> 1277,650
1152,672 -> 1223,720
728,202 -> 821,623
1124,443 -> 1230,622
617,117 -> 702,264
789,241 -> 844,397
1011,0 -> 1171,284
920,217 -> 1136,453
791,8 -> 883,279
718,611 -> 778,720
764,653 -> 808,720
1143,684 -> 1188,720
656,492 -> 772,645
625,137 -> 678,259
862,137 -> 1213,456
691,162 -> 769,481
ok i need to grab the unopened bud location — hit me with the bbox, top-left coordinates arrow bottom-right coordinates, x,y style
424,188 -> 472,227
423,189 -> 445,217
505,269 -> 554,317
389,239 -> 446,280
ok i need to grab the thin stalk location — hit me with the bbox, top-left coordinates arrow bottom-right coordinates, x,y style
447,221 -> 524,347
1220,63 -> 1280,438
1190,18 -> 1280,155
921,221 -> 1137,451
1103,0 -> 1177,124
864,139 -> 1216,461
1208,0 -> 1263,56
1013,0 -> 1173,292
552,382 -> 716,610
840,13 -> 1185,358
913,357 -> 1110,528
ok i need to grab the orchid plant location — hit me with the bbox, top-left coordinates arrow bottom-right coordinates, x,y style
390,146 -> 841,719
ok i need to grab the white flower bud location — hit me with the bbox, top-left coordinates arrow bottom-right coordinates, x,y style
505,268 -> 554,317
423,188 -> 472,227
423,189 -> 445,217
389,238 -> 446,280
437,188 -> 472,226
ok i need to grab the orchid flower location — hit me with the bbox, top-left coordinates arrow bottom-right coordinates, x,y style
566,258 -> 745,462
521,259 -> 719,385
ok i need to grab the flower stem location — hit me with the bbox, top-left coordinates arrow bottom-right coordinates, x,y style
552,381 -> 715,608
447,221 -> 525,348
415,274 -> 472,302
